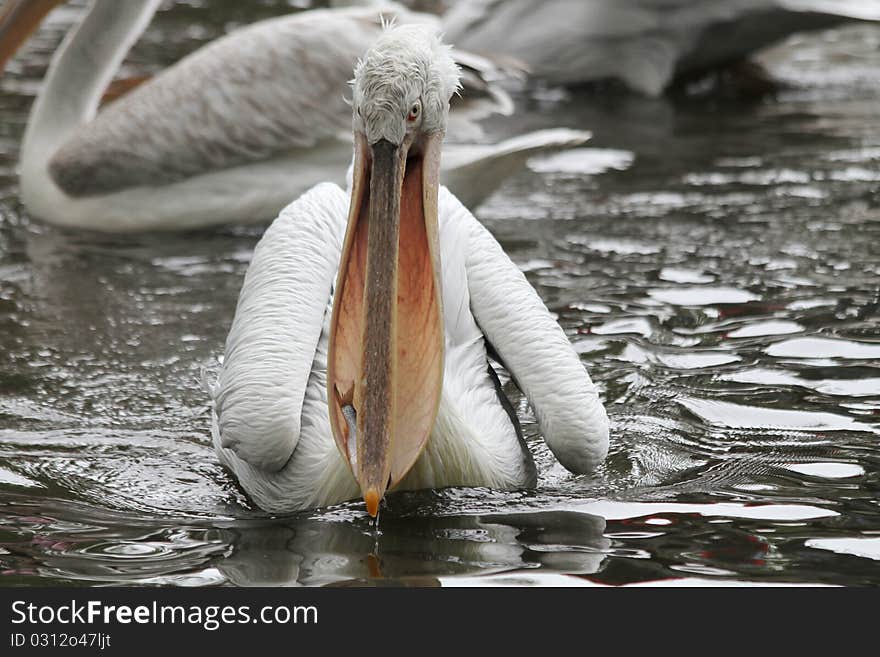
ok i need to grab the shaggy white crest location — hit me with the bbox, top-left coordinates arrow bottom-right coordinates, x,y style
352,24 -> 461,145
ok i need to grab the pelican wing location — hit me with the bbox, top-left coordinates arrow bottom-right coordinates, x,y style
441,128 -> 590,208
47,4 -> 511,198
443,188 -> 609,473
212,183 -> 348,471
48,8 -> 389,197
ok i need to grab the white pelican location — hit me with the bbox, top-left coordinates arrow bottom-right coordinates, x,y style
210,24 -> 609,516
441,0 -> 880,95
0,0 -> 587,231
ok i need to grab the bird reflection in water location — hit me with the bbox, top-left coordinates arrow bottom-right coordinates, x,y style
215,507 -> 609,587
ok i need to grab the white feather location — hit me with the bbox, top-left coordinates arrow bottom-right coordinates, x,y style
19,1 -> 581,231
214,183 -> 348,472
455,186 -> 610,473
352,23 -> 461,142
212,182 -> 607,513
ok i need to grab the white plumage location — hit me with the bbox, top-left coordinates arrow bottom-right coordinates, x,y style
211,182 -> 609,514
9,0 -> 587,231
208,22 -> 608,514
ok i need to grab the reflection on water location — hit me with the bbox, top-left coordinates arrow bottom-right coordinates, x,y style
1,488 -> 610,586
1,2 -> 879,586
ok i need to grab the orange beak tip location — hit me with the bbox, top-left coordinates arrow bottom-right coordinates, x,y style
364,488 -> 381,518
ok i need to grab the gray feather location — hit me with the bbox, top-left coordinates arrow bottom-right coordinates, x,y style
50,9 -> 386,196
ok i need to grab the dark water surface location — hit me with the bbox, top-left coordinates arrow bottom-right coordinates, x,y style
1,2 -> 878,586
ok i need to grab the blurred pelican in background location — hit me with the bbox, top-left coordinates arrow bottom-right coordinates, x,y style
210,25 -> 609,516
441,0 -> 880,95
0,0 -> 587,231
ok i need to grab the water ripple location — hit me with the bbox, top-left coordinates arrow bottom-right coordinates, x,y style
0,4 -> 878,586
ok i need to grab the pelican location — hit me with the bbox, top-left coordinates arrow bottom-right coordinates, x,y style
0,0 -> 587,231
210,25 -> 609,516
441,0 -> 880,95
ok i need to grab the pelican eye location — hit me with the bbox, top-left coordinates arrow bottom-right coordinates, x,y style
407,102 -> 421,122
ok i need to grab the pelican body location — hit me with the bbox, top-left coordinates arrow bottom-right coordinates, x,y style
211,25 -> 608,515
442,0 -> 880,95
0,0 -> 587,231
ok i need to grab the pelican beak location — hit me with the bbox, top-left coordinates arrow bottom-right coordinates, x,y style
328,131 -> 444,517
0,0 -> 64,72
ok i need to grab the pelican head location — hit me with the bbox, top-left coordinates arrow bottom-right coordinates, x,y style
328,25 -> 460,517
